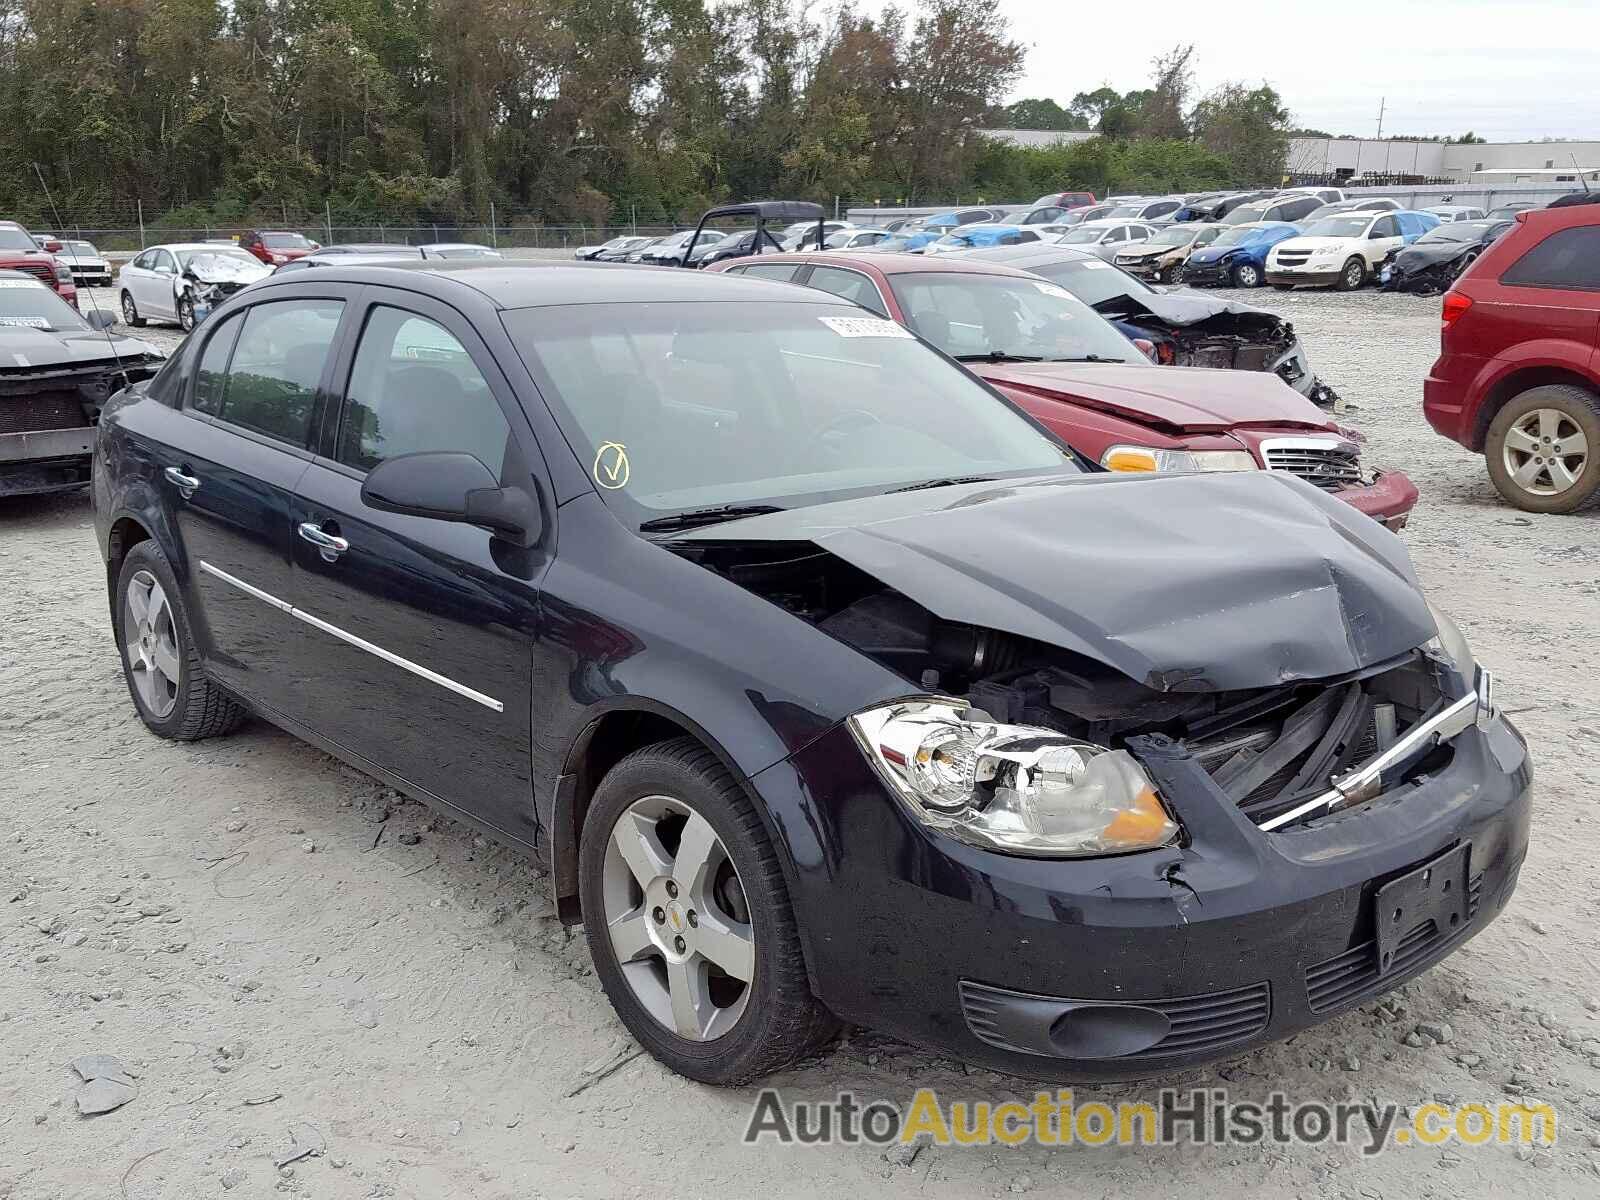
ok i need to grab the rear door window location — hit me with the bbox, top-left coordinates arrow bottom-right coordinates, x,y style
215,299 -> 344,447
805,266 -> 888,315
1501,226 -> 1600,291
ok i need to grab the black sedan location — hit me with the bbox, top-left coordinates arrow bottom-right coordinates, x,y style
93,260 -> 1529,1083
1380,219 -> 1515,294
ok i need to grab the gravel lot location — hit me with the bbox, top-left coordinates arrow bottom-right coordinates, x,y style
3,284 -> 1599,1199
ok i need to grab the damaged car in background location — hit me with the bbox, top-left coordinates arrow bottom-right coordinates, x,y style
0,271 -> 162,497
965,240 -> 1342,407
118,243 -> 273,331
96,261 -> 1527,1085
1380,219 -> 1514,294
713,252 -> 1414,527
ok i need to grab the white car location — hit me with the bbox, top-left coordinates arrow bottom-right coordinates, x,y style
1264,211 -> 1426,291
50,239 -> 112,288
1219,192 -> 1325,226
780,220 -> 855,250
1424,205 -> 1487,223
1101,197 -> 1185,224
1049,218 -> 1162,261
118,243 -> 272,331
822,228 -> 893,250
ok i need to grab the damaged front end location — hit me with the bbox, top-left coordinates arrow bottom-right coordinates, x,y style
1381,251 -> 1472,296
1094,292 -> 1340,409
182,252 -> 272,323
690,474 -> 1530,1073
0,354 -> 163,495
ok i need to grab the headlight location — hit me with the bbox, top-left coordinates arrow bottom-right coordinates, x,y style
53,260 -> 72,283
1312,246 -> 1339,257
1101,445 -> 1258,473
849,700 -> 1178,857
1425,601 -> 1475,677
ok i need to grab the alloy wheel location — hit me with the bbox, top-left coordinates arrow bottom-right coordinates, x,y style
1500,408 -> 1590,497
178,296 -> 195,332
120,293 -> 136,324
600,794 -> 754,1041
1343,260 -> 1364,289
124,569 -> 179,718
1235,263 -> 1261,288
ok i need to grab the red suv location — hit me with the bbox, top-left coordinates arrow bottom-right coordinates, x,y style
0,221 -> 77,308
239,230 -> 319,265
1425,200 -> 1600,512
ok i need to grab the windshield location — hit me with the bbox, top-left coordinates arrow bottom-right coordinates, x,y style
1209,226 -> 1259,248
62,241 -> 98,256
1221,205 -> 1267,225
1149,227 -> 1195,247
1105,205 -> 1143,218
887,273 -> 1135,364
0,228 -> 40,252
1300,216 -> 1373,239
430,245 -> 500,258
1417,224 -> 1482,244
1017,256 -> 1153,306
1054,227 -> 1106,244
0,276 -> 88,331
504,301 -> 1072,525
261,233 -> 313,249
823,231 -> 856,248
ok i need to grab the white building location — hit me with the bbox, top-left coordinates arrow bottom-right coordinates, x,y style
1288,136 -> 1600,183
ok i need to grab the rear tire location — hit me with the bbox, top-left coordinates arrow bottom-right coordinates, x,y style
115,541 -> 247,740
119,290 -> 145,327
578,737 -> 837,1084
1484,384 -> 1600,514
1335,257 -> 1366,291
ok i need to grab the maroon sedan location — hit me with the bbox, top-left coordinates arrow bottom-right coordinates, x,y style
710,252 -> 1417,529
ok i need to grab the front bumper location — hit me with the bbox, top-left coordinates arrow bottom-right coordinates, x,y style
1266,265 -> 1343,288
1332,470 -> 1419,529
763,701 -> 1529,1079
1179,260 -> 1234,286
0,426 -> 95,495
69,268 -> 112,287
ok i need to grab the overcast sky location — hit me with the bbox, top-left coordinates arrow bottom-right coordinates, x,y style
991,0 -> 1599,141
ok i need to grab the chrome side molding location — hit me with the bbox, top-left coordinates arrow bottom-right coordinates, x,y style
196,560 -> 505,713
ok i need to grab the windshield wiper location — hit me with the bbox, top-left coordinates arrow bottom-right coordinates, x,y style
1047,354 -> 1127,363
952,351 -> 1045,363
888,475 -> 996,494
637,504 -> 784,533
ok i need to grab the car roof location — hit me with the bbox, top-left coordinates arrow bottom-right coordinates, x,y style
142,242 -> 254,252
961,243 -> 1104,269
709,250 -> 1049,281
248,259 -> 870,308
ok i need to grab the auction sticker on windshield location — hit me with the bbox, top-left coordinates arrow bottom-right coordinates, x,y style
0,279 -> 45,289
1032,281 -> 1075,303
0,317 -> 47,327
819,316 -> 913,339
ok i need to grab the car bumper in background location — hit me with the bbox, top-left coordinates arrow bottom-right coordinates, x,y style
1180,261 -> 1233,286
761,710 -> 1529,1079
1334,470 -> 1420,530
0,427 -> 96,495
1266,267 -> 1343,288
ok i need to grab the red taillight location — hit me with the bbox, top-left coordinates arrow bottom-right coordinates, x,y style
1441,291 -> 1472,327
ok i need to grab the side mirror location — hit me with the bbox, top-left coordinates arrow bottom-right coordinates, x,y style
43,239 -> 62,253
360,451 -> 541,548
85,309 -> 116,331
1132,337 -> 1157,362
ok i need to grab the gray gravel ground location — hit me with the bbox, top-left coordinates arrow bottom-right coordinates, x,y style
2,283 -> 1599,1199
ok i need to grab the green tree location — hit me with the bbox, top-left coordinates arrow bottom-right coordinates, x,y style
1190,82 -> 1292,185
1002,97 -> 1083,131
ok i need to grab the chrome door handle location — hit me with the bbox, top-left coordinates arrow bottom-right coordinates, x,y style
297,521 -> 350,562
164,466 -> 200,496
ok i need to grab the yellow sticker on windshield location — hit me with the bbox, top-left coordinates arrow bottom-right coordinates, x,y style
594,442 -> 630,489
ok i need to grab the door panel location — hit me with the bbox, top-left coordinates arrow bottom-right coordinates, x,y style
286,296 -> 549,841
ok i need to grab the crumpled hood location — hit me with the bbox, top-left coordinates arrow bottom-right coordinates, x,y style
1090,286 -> 1283,329
185,254 -> 272,285
1271,237 -> 1359,257
1391,242 -> 1473,273
975,362 -> 1332,433
0,326 -> 161,368
676,471 -> 1435,692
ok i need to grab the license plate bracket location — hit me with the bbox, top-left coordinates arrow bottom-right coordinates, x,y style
1374,843 -> 1470,975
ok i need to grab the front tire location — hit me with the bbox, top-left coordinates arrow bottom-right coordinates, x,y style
120,290 -> 145,327
1336,257 -> 1366,291
1484,384 -> 1600,513
1231,261 -> 1262,288
578,737 -> 837,1084
177,292 -> 197,332
115,541 -> 247,740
